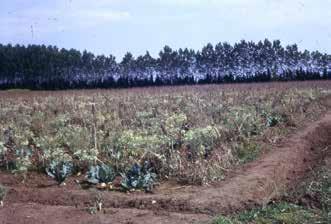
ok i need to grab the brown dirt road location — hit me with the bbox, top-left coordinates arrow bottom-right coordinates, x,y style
1,110 -> 331,224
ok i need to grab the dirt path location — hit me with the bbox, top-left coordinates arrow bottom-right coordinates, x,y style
1,111 -> 331,224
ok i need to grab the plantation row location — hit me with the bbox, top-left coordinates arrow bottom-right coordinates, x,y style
0,83 -> 330,189
0,39 -> 330,89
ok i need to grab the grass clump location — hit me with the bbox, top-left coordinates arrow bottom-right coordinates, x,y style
213,202 -> 324,224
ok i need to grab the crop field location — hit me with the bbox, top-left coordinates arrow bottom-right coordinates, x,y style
0,80 -> 331,224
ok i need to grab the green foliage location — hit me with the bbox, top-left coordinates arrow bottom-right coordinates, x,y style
86,164 -> 115,184
13,154 -> 32,174
0,184 -> 6,201
115,130 -> 166,157
0,127 -> 34,172
85,162 -> 157,192
0,141 -> 6,165
0,147 -> 33,174
45,160 -> 73,184
213,202 -> 323,224
121,162 -> 157,192
305,167 -> 331,212
110,130 -> 167,173
292,163 -> 331,221
164,113 -> 188,139
0,85 -> 329,185
213,216 -> 234,224
261,110 -> 284,127
0,141 -> 5,154
235,141 -> 261,163
35,115 -> 97,164
224,106 -> 264,138
183,126 -> 219,158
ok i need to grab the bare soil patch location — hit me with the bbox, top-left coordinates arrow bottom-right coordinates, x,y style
0,110 -> 331,224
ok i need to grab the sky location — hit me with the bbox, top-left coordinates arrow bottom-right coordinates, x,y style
1,0 -> 331,61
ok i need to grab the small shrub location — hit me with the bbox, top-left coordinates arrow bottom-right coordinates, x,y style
121,162 -> 157,192
86,163 -> 115,184
183,126 -> 219,159
46,160 -> 74,184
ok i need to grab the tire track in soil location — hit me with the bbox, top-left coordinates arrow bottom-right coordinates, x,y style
1,111 -> 331,224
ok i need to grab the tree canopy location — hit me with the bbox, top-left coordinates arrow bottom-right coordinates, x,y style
0,39 -> 330,90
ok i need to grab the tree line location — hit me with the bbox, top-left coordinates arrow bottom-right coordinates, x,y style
0,39 -> 330,90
